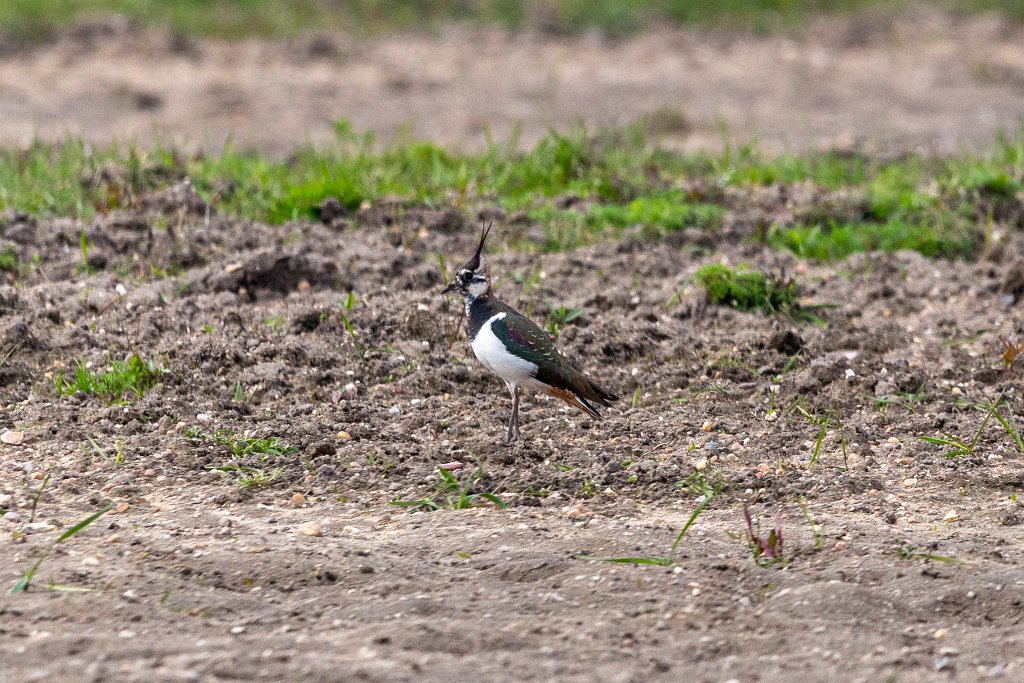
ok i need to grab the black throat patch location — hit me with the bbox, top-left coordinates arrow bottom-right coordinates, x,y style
467,296 -> 496,341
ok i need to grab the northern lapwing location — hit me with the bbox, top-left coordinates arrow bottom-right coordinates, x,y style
441,224 -> 618,444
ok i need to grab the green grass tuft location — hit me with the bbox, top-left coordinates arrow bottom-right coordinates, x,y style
767,220 -> 979,261
2,1 -> 1024,47
2,122 -> 1023,261
54,353 -> 166,401
546,305 -> 582,337
186,427 -> 297,459
390,464 -> 507,512
695,264 -> 799,315
0,246 -> 18,271
186,426 -> 297,488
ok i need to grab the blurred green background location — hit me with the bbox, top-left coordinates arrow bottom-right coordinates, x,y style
2,0 -> 1022,45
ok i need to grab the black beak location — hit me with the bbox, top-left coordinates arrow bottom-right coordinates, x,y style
440,281 -> 457,296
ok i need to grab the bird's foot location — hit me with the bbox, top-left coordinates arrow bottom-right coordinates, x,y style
502,427 -> 521,446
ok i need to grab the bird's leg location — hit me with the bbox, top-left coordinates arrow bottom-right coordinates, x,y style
512,385 -> 521,442
504,383 -> 520,445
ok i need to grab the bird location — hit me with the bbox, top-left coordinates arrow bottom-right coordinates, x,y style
441,223 -> 617,444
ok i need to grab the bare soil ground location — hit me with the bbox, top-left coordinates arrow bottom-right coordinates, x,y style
5,10 -> 1024,683
2,188 -> 1024,681
1,9 -> 1024,155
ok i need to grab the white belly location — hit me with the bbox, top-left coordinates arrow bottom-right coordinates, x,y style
471,313 -> 545,390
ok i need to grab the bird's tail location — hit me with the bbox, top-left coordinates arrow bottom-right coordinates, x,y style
547,372 -> 618,420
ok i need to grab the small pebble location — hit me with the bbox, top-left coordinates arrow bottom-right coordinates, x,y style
701,421 -> 714,432
297,521 -> 322,537
388,406 -> 401,415
694,458 -> 708,471
0,494 -> 11,506
118,630 -> 136,639
1,430 -> 25,445
336,430 -> 352,440
933,628 -> 948,639
196,413 -> 212,422
3,511 -> 23,523
943,510 -> 959,523
230,626 -> 246,635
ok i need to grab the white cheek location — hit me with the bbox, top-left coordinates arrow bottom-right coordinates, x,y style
467,280 -> 488,298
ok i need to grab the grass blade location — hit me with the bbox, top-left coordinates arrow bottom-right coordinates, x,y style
44,583 -> 98,593
898,545 -> 961,564
11,504 -> 112,593
29,472 -> 51,523
0,342 -> 20,370
388,499 -> 440,510
55,505 -> 113,543
577,555 -> 676,566
671,485 -> 719,552
917,435 -> 958,446
808,410 -> 831,468
970,398 -> 1001,450
992,408 -> 1024,454
475,492 -> 509,509
438,253 -> 449,285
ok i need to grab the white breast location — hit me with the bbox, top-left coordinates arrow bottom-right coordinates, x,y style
471,313 -> 542,388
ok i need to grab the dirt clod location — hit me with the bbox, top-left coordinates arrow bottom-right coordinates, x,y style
769,329 -> 804,355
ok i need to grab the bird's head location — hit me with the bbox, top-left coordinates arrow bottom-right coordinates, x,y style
441,222 -> 491,301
